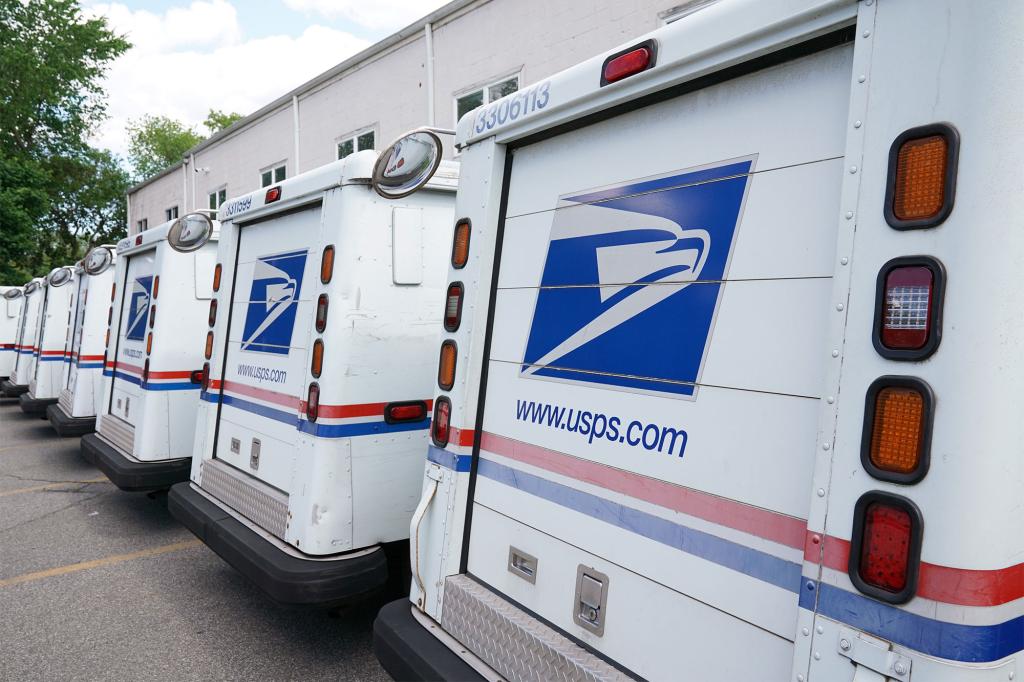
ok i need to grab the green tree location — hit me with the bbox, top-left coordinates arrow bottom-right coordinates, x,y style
204,109 -> 243,135
126,115 -> 203,181
0,0 -> 130,284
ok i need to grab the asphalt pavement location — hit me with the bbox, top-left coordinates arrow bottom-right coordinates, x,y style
0,394 -> 390,681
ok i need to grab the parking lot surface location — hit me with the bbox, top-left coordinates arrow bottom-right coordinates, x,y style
0,396 -> 389,681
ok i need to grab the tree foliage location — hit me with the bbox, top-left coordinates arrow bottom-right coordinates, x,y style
126,115 -> 203,182
204,109 -> 243,135
0,0 -> 130,283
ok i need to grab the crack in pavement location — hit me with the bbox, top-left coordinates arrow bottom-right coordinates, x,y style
0,491 -> 106,534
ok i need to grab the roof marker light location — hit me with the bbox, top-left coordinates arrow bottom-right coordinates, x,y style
265,186 -> 282,203
600,40 -> 657,86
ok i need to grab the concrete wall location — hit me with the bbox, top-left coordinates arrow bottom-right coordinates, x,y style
128,0 -> 682,233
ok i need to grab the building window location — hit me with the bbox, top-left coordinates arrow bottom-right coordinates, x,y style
337,129 -> 375,160
455,74 -> 519,124
260,164 -> 286,188
165,206 -> 179,221
136,218 -> 148,232
208,188 -> 227,218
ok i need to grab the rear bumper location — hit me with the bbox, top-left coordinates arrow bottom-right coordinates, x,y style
46,404 -> 95,437
373,599 -> 484,682
81,433 -> 190,491
19,392 -> 57,415
2,380 -> 29,397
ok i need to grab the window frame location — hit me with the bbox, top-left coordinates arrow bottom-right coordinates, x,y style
453,72 -> 521,126
208,187 -> 227,218
164,206 -> 179,222
259,162 -> 287,188
336,127 -> 377,160
136,218 -> 148,232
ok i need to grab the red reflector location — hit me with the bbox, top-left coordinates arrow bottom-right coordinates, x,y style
444,283 -> 463,332
306,383 -> 320,422
850,492 -> 922,604
265,186 -> 282,203
385,401 -> 427,424
602,44 -> 653,85
882,266 -> 932,349
432,397 -> 451,447
315,294 -> 329,333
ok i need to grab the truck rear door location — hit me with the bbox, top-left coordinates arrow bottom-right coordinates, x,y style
461,42 -> 852,680
108,251 -> 155,425
65,276 -> 88,393
211,203 -> 319,510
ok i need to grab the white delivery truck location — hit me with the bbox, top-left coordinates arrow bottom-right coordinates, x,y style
20,266 -> 76,415
168,147 -> 458,606
81,216 -> 218,491
2,278 -> 45,397
48,245 -> 118,436
372,1 -> 1024,680
0,287 -> 24,381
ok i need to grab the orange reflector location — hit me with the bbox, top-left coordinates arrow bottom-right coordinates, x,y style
110,283 -> 116,301
321,245 -> 335,284
204,331 -> 214,360
862,377 -> 933,484
212,264 -> 222,292
893,135 -> 946,221
152,276 -> 160,299
438,340 -> 456,391
870,387 -> 923,473
146,332 -> 153,355
451,219 -> 471,269
311,339 -> 324,378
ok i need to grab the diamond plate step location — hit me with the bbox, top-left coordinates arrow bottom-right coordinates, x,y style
440,575 -> 634,682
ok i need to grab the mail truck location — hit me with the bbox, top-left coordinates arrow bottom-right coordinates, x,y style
0,287 -> 24,381
81,216 -> 218,491
2,278 -> 45,398
169,148 -> 458,606
48,245 -> 118,436
373,1 -> 1024,680
20,266 -> 76,415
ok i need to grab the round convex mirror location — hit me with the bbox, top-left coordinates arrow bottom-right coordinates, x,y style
84,246 -> 114,275
24,280 -> 39,295
2,288 -> 22,300
169,212 -> 214,252
47,267 -> 72,287
371,129 -> 444,199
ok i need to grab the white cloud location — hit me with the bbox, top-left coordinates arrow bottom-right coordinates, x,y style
282,0 -> 449,31
85,1 -> 370,159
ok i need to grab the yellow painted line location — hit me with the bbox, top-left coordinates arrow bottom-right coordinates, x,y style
0,477 -> 110,498
0,539 -> 202,588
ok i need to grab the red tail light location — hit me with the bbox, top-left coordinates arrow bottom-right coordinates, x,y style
874,257 -> 944,359
135,235 -> 143,245
385,400 -> 428,424
208,299 -> 217,327
432,397 -> 451,447
265,186 -> 282,203
201,362 -> 210,391
849,492 -> 922,604
315,294 -> 329,333
142,358 -> 150,383
601,40 -> 656,86
444,283 -> 463,332
306,383 -> 320,422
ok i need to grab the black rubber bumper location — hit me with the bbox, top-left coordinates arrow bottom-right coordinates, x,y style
46,404 -> 95,437
81,433 -> 190,492
19,392 -> 57,415
373,598 -> 485,682
168,482 -> 390,607
2,380 -> 29,397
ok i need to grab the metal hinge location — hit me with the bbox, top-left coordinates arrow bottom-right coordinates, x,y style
837,627 -> 911,681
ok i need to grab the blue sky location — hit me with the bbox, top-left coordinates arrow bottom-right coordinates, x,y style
83,0 -> 449,156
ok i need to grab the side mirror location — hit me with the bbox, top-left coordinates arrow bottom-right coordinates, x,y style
169,213 -> 214,252
47,267 -> 72,287
83,246 -> 114,275
371,129 -> 445,199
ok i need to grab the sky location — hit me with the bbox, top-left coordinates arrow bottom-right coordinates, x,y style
83,0 -> 450,158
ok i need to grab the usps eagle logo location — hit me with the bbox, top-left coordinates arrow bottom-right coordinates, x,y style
241,250 -> 307,355
125,276 -> 152,341
521,157 -> 755,398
